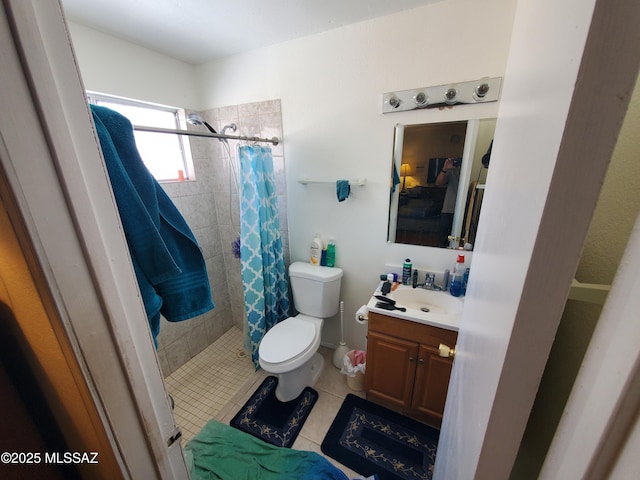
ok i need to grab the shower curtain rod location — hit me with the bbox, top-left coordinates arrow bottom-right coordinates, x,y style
133,125 -> 280,146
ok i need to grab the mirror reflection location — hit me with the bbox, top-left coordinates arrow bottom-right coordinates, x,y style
388,118 -> 496,249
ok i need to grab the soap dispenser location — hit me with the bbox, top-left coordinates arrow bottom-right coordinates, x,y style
310,233 -> 323,266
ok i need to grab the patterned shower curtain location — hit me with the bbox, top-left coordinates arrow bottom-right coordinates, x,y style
239,145 -> 290,368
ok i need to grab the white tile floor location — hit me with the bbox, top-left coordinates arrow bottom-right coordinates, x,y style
165,326 -> 365,478
165,327 -> 255,440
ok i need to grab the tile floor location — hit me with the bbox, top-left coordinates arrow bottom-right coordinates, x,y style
165,327 -> 255,441
166,326 -> 365,478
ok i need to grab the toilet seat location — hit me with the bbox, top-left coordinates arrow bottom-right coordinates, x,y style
259,315 -> 319,365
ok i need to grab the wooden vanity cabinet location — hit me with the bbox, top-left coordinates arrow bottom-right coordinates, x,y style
364,311 -> 458,428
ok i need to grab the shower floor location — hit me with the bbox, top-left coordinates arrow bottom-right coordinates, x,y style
165,326 -> 255,441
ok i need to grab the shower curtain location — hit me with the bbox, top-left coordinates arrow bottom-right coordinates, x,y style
239,145 -> 290,368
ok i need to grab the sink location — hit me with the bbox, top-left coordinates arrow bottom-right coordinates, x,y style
367,283 -> 463,331
388,286 -> 463,317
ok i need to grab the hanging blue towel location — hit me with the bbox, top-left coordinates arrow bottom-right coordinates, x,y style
392,164 -> 401,192
90,105 -> 214,347
336,180 -> 350,202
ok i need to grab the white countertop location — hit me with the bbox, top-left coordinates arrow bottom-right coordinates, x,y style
365,282 -> 461,332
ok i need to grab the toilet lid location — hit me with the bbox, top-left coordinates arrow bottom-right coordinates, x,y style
259,317 -> 316,364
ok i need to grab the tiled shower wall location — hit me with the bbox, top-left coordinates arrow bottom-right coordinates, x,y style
155,99 -> 288,376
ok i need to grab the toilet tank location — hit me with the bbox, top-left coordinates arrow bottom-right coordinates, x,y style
289,262 -> 343,318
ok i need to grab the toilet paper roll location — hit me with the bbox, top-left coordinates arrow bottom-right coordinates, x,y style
355,305 -> 368,324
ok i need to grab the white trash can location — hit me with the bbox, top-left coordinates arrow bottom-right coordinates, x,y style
341,350 -> 366,391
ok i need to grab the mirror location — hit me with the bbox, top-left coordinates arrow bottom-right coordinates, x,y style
388,118 -> 496,249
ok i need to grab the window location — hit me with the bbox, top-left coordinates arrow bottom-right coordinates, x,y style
87,92 -> 194,182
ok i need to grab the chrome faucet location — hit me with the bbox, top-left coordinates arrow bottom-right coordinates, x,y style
418,272 -> 442,291
424,272 -> 436,289
412,271 -> 444,290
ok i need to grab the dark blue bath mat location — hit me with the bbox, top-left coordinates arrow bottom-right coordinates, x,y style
321,394 -> 439,480
230,376 -> 318,448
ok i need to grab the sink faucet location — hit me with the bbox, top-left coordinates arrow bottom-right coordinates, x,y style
425,272 -> 436,289
417,272 -> 442,291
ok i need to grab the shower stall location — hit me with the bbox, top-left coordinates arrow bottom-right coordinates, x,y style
154,99 -> 289,378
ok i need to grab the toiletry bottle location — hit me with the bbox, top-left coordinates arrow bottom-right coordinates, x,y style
310,233 -> 323,266
326,237 -> 336,267
442,269 -> 450,291
463,267 -> 470,295
402,258 -> 412,285
379,273 -> 398,282
450,254 -> 465,297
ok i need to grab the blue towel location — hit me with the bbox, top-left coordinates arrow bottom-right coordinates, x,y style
392,163 -> 401,192
91,105 -> 214,346
336,180 -> 350,202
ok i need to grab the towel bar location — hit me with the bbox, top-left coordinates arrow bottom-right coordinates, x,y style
298,178 -> 367,186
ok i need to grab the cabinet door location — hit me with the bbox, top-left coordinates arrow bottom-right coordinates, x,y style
412,344 -> 454,426
364,331 -> 418,410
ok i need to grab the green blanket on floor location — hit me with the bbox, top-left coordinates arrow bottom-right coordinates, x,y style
184,420 -> 349,480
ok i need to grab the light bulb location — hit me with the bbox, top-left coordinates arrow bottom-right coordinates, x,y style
413,91 -> 428,107
473,82 -> 490,101
444,88 -> 458,105
388,95 -> 401,109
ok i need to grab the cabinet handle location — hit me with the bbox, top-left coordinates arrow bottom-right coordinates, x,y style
418,358 -> 424,365
409,357 -> 415,363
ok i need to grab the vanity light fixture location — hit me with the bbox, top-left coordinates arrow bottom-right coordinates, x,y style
381,76 -> 502,113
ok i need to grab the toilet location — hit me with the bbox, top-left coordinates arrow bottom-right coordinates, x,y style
259,261 -> 343,402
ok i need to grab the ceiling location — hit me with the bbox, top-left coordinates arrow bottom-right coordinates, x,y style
61,0 -> 441,65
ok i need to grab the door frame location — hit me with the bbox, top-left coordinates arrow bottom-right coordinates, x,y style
0,1 -> 187,477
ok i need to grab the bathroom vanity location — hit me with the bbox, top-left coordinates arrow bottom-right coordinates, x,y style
363,285 -> 460,428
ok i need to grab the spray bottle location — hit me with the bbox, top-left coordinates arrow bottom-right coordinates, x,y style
450,254 -> 465,297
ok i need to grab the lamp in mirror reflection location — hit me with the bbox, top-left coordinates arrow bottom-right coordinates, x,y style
400,163 -> 411,192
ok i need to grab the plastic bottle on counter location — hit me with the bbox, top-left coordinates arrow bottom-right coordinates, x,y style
379,273 -> 398,282
442,269 -> 450,291
463,267 -> 470,295
326,238 -> 336,267
402,258 -> 412,285
450,254 -> 465,297
310,233 -> 323,266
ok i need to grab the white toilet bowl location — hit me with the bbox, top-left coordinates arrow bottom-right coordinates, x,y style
258,314 -> 324,402
258,262 -> 342,402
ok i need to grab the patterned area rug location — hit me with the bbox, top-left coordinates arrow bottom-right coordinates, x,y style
230,376 -> 318,448
321,394 -> 439,480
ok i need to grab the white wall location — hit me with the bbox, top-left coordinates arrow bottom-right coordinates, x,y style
68,22 -> 200,109
196,0 -> 516,349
